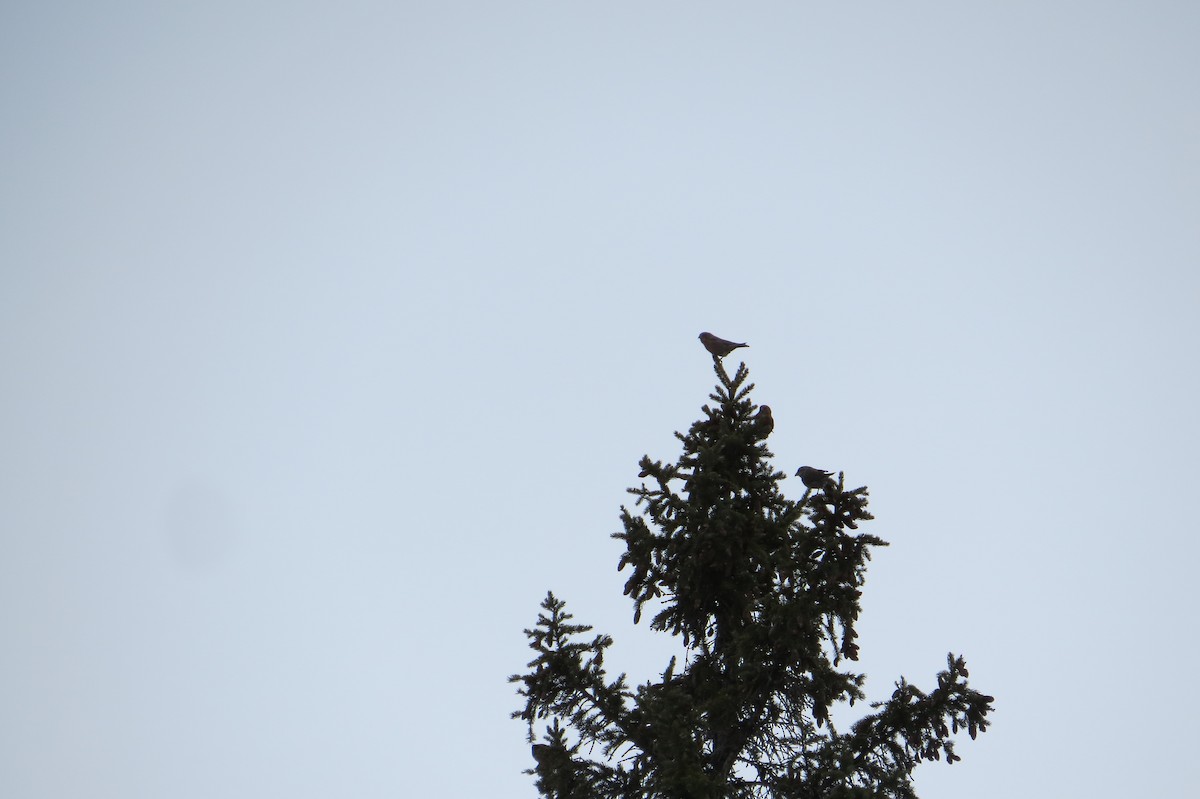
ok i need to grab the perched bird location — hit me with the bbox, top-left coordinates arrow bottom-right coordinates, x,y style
698,332 -> 748,358
751,405 -> 774,438
795,466 -> 836,491
531,743 -> 576,790
532,743 -> 571,772
531,744 -> 553,765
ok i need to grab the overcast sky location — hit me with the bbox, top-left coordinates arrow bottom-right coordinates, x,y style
2,2 -> 1198,797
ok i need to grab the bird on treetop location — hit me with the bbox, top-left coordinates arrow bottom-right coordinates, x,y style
795,466 -> 836,491
698,332 -> 748,358
751,405 -> 774,438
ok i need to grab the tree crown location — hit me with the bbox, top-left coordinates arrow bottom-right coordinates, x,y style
511,355 -> 993,799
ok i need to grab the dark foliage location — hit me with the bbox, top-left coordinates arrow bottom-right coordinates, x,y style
511,358 -> 993,799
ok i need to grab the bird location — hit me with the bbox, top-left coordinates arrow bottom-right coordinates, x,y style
751,405 -> 774,438
795,466 -> 836,491
532,743 -> 570,771
698,332 -> 748,358
531,743 -> 577,789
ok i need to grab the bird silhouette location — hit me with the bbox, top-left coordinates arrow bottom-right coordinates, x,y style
795,466 -> 836,491
751,405 -> 774,438
698,332 -> 748,358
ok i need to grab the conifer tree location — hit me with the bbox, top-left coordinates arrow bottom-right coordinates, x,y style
511,354 -> 994,799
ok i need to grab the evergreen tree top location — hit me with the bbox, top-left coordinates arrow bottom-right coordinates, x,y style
511,346 -> 994,799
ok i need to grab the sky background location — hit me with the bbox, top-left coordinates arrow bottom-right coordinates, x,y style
2,2 -> 1198,797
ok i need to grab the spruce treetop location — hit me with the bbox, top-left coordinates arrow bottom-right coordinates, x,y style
511,346 -> 993,799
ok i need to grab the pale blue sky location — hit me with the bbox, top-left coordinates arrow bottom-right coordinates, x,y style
2,2 -> 1198,797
